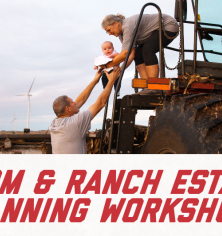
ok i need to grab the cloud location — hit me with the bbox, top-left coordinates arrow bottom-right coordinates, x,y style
0,0 -> 204,131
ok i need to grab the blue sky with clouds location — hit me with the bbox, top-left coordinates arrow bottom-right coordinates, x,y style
0,0 -> 212,131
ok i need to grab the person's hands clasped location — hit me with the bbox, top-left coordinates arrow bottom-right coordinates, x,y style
105,67 -> 121,83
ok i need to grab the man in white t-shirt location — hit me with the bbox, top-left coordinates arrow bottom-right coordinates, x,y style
50,67 -> 120,154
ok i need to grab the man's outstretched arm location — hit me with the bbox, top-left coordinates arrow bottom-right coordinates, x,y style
89,67 -> 121,120
75,68 -> 103,109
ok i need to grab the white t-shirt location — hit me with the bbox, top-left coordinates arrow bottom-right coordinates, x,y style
50,109 -> 91,154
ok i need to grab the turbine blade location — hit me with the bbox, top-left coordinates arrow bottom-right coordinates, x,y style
28,77 -> 36,94
11,118 -> 15,123
16,94 -> 27,96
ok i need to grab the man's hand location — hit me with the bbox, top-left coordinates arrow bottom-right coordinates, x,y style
89,67 -> 121,120
93,68 -> 103,83
105,67 -> 121,83
75,68 -> 104,109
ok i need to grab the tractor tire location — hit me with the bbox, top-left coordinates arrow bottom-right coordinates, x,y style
143,93 -> 222,154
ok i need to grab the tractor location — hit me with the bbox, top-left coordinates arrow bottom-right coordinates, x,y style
99,0 -> 222,154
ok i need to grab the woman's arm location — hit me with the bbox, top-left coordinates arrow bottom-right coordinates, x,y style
121,48 -> 135,69
101,48 -> 135,69
101,50 -> 128,68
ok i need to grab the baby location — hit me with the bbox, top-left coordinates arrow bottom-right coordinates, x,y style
94,41 -> 121,95
94,41 -> 118,69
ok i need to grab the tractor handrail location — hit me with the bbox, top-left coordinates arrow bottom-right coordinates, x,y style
107,3 -> 163,154
166,47 -> 222,56
196,27 -> 222,36
184,21 -> 222,29
99,100 -> 109,154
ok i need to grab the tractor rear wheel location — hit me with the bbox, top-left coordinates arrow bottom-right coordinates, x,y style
143,94 -> 222,154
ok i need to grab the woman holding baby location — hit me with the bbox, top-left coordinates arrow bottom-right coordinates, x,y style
100,13 -> 179,93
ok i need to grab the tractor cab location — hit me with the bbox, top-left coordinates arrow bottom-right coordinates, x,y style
193,0 -> 222,63
175,0 -> 222,86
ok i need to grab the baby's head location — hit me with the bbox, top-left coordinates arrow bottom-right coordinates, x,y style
101,41 -> 114,56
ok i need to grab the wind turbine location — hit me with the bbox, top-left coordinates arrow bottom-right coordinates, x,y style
11,112 -> 17,132
16,77 -> 36,129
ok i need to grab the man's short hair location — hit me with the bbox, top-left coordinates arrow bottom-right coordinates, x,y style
53,95 -> 70,117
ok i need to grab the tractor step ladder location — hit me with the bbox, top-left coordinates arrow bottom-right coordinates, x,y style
99,96 -> 137,154
110,97 -> 137,154
100,94 -> 162,154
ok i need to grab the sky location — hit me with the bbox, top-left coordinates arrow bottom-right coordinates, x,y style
0,0 -> 208,131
